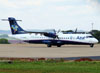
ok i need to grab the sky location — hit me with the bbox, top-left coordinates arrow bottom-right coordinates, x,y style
0,0 -> 100,31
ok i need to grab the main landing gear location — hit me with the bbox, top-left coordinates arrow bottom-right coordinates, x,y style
90,44 -> 94,48
47,44 -> 62,47
57,44 -> 61,47
47,44 -> 52,47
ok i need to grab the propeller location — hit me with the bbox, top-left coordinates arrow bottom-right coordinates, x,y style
55,29 -> 61,39
75,28 -> 77,33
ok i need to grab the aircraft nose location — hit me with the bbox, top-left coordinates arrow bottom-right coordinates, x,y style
94,39 -> 99,43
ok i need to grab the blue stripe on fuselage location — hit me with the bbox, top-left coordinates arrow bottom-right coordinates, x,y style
24,39 -> 90,45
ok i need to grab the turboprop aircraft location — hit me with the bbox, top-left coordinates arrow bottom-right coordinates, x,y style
2,17 -> 98,47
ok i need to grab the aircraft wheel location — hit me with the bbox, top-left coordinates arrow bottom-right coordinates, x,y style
47,44 -> 52,47
90,44 -> 94,47
57,45 -> 61,47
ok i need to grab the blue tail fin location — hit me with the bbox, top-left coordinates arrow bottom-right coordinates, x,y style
8,17 -> 25,34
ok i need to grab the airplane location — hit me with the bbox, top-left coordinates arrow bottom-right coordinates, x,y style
2,17 -> 98,47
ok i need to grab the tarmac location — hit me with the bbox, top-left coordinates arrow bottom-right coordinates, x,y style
0,44 -> 100,60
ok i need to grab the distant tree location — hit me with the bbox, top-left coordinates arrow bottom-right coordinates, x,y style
0,38 -> 10,44
62,30 -> 73,34
90,30 -> 100,43
0,34 -> 8,38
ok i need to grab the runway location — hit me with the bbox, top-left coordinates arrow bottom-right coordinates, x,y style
0,44 -> 100,60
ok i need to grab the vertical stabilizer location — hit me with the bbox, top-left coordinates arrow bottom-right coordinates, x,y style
8,17 -> 25,34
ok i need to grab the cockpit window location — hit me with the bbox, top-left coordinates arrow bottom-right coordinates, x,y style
86,36 -> 94,38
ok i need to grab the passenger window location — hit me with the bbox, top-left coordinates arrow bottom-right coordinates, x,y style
86,36 -> 94,38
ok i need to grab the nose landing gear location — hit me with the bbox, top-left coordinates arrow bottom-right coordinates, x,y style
90,44 -> 94,47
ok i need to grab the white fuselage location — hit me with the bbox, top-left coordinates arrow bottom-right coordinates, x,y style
9,32 -> 98,45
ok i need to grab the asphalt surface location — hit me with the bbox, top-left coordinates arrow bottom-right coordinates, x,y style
0,44 -> 100,60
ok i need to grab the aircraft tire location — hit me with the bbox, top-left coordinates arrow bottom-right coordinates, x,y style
47,44 -> 52,47
57,45 -> 61,47
90,44 -> 94,48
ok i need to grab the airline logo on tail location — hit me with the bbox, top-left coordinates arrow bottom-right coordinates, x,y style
11,24 -> 18,33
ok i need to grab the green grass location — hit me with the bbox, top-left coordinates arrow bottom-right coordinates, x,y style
0,61 -> 100,73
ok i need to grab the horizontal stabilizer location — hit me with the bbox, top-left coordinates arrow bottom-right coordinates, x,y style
1,19 -> 22,21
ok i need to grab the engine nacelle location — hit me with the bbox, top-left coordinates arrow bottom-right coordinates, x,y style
44,33 -> 57,38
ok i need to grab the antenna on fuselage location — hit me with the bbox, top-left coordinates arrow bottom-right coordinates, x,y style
91,23 -> 94,31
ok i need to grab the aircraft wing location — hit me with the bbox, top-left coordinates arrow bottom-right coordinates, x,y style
25,30 -> 58,39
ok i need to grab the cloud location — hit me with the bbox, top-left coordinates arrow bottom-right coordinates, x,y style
0,0 -> 100,30
0,0 -> 43,9
18,0 -> 43,6
87,0 -> 100,8
52,4 -> 94,16
47,0 -> 82,2
0,0 -> 17,8
88,0 -> 100,4
46,0 -> 65,2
